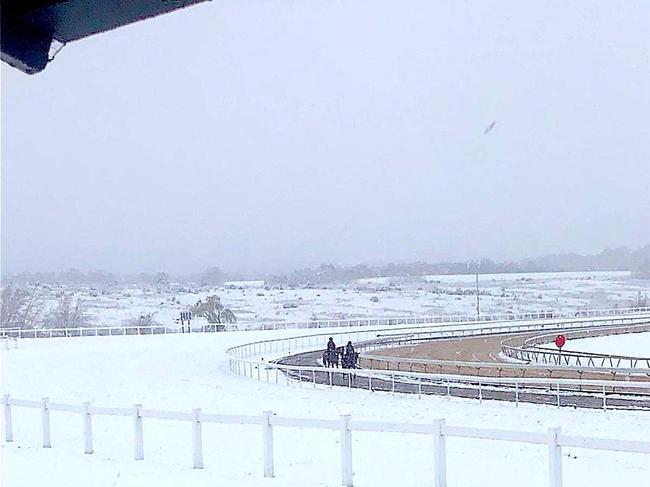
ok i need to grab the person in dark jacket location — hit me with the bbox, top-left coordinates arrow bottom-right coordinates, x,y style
327,337 -> 336,351
343,341 -> 356,368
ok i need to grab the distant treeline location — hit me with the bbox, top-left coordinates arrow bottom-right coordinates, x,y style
1,266 -> 230,288
266,245 -> 650,286
2,245 -> 649,287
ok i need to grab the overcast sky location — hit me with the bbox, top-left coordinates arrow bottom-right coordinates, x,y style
1,1 -> 649,275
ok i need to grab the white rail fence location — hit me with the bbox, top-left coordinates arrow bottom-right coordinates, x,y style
227,315 -> 650,372
2,307 -> 650,339
232,355 -> 650,409
500,324 -> 650,369
227,314 -> 650,362
229,306 -> 650,331
358,322 -> 650,377
361,322 -> 650,376
2,394 -> 648,487
226,315 -> 650,408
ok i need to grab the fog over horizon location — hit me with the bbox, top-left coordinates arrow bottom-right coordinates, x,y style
2,1 -> 649,276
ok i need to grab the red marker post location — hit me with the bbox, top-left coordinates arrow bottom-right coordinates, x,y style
555,334 -> 566,351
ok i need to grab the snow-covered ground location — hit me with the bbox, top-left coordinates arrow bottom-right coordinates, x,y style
567,332 -> 650,357
2,272 -> 649,486
29,271 -> 650,328
2,328 -> 649,487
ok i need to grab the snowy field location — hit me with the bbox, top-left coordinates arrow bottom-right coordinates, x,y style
2,271 -> 649,486
567,332 -> 650,357
2,328 -> 649,487
25,271 -> 650,328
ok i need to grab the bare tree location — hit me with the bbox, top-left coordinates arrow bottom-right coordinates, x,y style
190,295 -> 236,330
155,272 -> 170,287
137,312 -> 158,327
48,293 -> 89,334
122,312 -> 160,335
199,266 -> 227,286
0,285 -> 43,329
632,291 -> 648,308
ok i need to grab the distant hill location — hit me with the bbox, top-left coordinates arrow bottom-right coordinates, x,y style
3,245 -> 648,287
266,244 -> 650,286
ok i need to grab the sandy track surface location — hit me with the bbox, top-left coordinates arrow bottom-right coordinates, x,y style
363,332 -> 650,382
278,348 -> 650,409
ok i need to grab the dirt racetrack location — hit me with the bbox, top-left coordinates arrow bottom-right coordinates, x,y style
362,332 -> 650,382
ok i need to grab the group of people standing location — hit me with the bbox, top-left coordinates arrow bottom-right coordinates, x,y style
323,337 -> 358,368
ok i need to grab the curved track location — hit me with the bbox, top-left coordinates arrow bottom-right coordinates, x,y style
362,326 -> 650,381
277,348 -> 650,410
227,312 -> 650,410
272,322 -> 650,409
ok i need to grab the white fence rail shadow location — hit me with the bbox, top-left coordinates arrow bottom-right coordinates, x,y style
2,394 -> 648,487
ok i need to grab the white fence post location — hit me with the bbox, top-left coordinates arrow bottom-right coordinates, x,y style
547,427 -> 563,487
340,414 -> 353,487
192,408 -> 203,469
433,419 -> 447,487
133,404 -> 144,460
83,402 -> 93,454
515,383 -> 519,406
263,410 -> 274,478
3,394 -> 13,442
41,397 -> 51,448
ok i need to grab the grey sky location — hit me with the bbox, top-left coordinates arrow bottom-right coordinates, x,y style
2,1 -> 649,275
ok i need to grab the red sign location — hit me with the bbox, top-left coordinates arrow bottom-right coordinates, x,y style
555,334 -> 566,349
